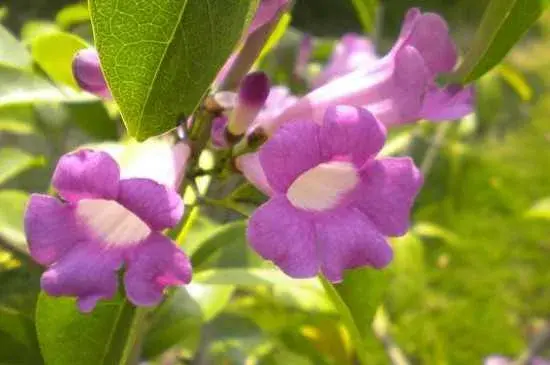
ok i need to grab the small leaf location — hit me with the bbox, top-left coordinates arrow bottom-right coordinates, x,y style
36,293 -> 142,365
143,284 -> 234,359
31,32 -> 88,89
0,25 -> 32,69
0,190 -> 29,247
89,0 -> 258,140
451,0 -> 549,83
0,149 -> 44,186
56,4 -> 90,29
190,220 -> 262,270
350,0 -> 378,33
142,287 -> 203,360
320,268 -> 388,365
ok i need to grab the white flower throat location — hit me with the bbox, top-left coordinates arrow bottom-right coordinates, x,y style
76,199 -> 151,246
287,161 -> 359,212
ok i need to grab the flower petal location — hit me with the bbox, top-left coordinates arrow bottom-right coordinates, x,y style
52,149 -> 120,202
235,152 -> 274,196
249,0 -> 289,34
41,242 -> 122,313
395,10 -> 457,76
259,121 -> 322,193
247,195 -> 319,278
353,158 -> 423,236
24,194 -> 84,266
316,207 -> 393,282
319,105 -> 386,166
124,233 -> 192,307
117,178 -> 183,231
419,84 -> 475,121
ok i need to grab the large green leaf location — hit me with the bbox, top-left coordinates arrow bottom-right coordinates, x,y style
89,0 -> 258,140
451,0 -> 549,83
31,31 -> 88,89
320,268 -> 388,365
0,149 -> 44,186
36,293 -> 142,365
0,190 -> 29,247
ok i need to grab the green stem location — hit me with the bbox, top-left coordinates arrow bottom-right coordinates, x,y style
319,275 -> 370,365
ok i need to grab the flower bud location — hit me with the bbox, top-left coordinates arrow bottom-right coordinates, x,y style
72,48 -> 112,99
226,72 -> 270,139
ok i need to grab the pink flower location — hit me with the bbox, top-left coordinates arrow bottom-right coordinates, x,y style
24,150 -> 191,312
261,8 -> 474,135
246,105 -> 423,282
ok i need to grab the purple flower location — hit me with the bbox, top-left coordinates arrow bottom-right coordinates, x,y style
72,48 -> 112,99
24,150 -> 191,312
312,33 -> 378,88
246,105 -> 423,282
261,8 -> 474,135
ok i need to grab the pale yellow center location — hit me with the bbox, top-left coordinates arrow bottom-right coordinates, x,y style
76,199 -> 151,246
287,161 -> 359,211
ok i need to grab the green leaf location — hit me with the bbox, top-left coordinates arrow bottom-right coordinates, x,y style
89,0 -> 258,140
350,0 -> 378,33
142,287 -> 203,360
0,105 -> 36,135
451,0 -> 549,83
0,190 -> 29,247
319,269 -> 388,365
0,149 -> 44,186
0,306 -> 43,365
36,293 -> 143,365
20,21 -> 60,43
56,3 -> 90,29
0,25 -> 32,69
143,284 -> 234,359
190,221 -> 247,268
31,32 -> 88,89
0,65 -> 94,108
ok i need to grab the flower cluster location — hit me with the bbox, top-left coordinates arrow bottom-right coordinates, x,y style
26,5 -> 474,311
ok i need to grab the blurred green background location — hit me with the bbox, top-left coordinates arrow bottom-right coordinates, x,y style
1,1 -> 549,364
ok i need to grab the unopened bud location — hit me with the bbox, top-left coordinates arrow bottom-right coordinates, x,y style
226,72 -> 270,139
72,48 -> 112,99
